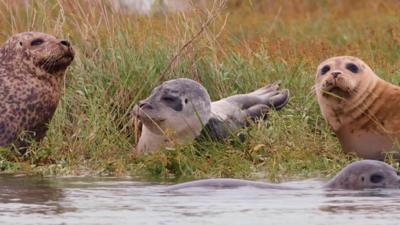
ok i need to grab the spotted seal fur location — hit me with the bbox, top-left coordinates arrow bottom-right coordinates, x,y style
0,32 -> 74,148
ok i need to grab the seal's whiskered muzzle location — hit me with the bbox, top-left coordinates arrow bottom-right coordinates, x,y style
331,71 -> 342,78
139,101 -> 152,110
59,40 -> 70,47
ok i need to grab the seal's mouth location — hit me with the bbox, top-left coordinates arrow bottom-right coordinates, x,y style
132,105 -> 166,124
322,86 -> 351,99
39,49 -> 75,74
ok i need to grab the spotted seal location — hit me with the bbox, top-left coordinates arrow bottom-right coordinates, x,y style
132,78 -> 289,153
168,160 -> 400,190
315,56 -> 400,160
0,32 -> 74,148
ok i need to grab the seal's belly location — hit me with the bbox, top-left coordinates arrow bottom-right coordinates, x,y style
338,129 -> 399,159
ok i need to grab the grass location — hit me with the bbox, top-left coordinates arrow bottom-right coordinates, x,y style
0,0 -> 399,181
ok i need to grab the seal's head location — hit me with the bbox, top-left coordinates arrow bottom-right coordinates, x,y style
132,78 -> 211,137
315,56 -> 378,100
0,32 -> 74,75
325,160 -> 400,190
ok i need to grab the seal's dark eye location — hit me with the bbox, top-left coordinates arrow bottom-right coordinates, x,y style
370,174 -> 384,183
321,65 -> 330,75
162,97 -> 175,102
185,99 -> 188,104
346,63 -> 359,73
31,38 -> 44,46
162,96 -> 183,111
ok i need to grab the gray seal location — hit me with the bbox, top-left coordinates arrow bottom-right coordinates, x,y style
132,78 -> 289,153
168,160 -> 400,190
0,32 -> 74,148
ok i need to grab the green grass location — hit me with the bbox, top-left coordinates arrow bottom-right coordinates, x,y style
0,0 -> 399,181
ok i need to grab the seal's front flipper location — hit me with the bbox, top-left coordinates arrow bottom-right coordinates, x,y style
248,81 -> 281,96
244,90 -> 289,121
264,89 -> 289,110
244,104 -> 271,121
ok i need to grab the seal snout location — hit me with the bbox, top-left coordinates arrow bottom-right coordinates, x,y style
132,101 -> 159,121
57,39 -> 74,61
138,101 -> 153,110
60,40 -> 70,47
61,40 -> 75,60
331,71 -> 342,78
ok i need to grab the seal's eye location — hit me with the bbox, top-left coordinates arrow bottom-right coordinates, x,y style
346,63 -> 359,73
321,65 -> 330,75
185,99 -> 188,104
370,174 -> 384,183
162,96 -> 183,111
162,97 -> 175,102
31,38 -> 44,46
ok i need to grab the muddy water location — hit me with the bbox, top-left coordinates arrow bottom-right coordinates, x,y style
0,176 -> 399,225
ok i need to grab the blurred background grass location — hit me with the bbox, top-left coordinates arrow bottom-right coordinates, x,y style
0,0 -> 399,181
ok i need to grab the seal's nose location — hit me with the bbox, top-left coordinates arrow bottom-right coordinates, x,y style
139,101 -> 152,110
60,40 -> 71,47
331,71 -> 341,78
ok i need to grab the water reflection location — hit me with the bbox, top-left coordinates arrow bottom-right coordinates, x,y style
0,175 -> 73,215
0,177 -> 399,225
321,189 -> 400,215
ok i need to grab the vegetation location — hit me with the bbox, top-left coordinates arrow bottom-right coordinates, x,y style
0,0 -> 399,182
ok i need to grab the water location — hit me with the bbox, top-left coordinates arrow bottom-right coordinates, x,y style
1,175 -> 400,225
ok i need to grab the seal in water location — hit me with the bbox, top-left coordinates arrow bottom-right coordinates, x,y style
167,160 -> 400,190
0,32 -> 74,148
315,56 -> 400,160
132,78 -> 289,153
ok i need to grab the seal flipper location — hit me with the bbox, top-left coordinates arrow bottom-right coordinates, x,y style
196,117 -> 231,141
265,89 -> 289,110
224,86 -> 289,111
244,104 -> 271,121
247,82 -> 280,96
247,89 -> 289,121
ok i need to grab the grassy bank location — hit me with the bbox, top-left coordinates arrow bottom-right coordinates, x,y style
0,0 -> 399,181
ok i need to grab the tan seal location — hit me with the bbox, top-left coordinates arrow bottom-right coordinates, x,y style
315,56 -> 400,160
0,32 -> 74,148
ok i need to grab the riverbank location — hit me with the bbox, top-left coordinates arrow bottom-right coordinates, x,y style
0,0 -> 399,181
